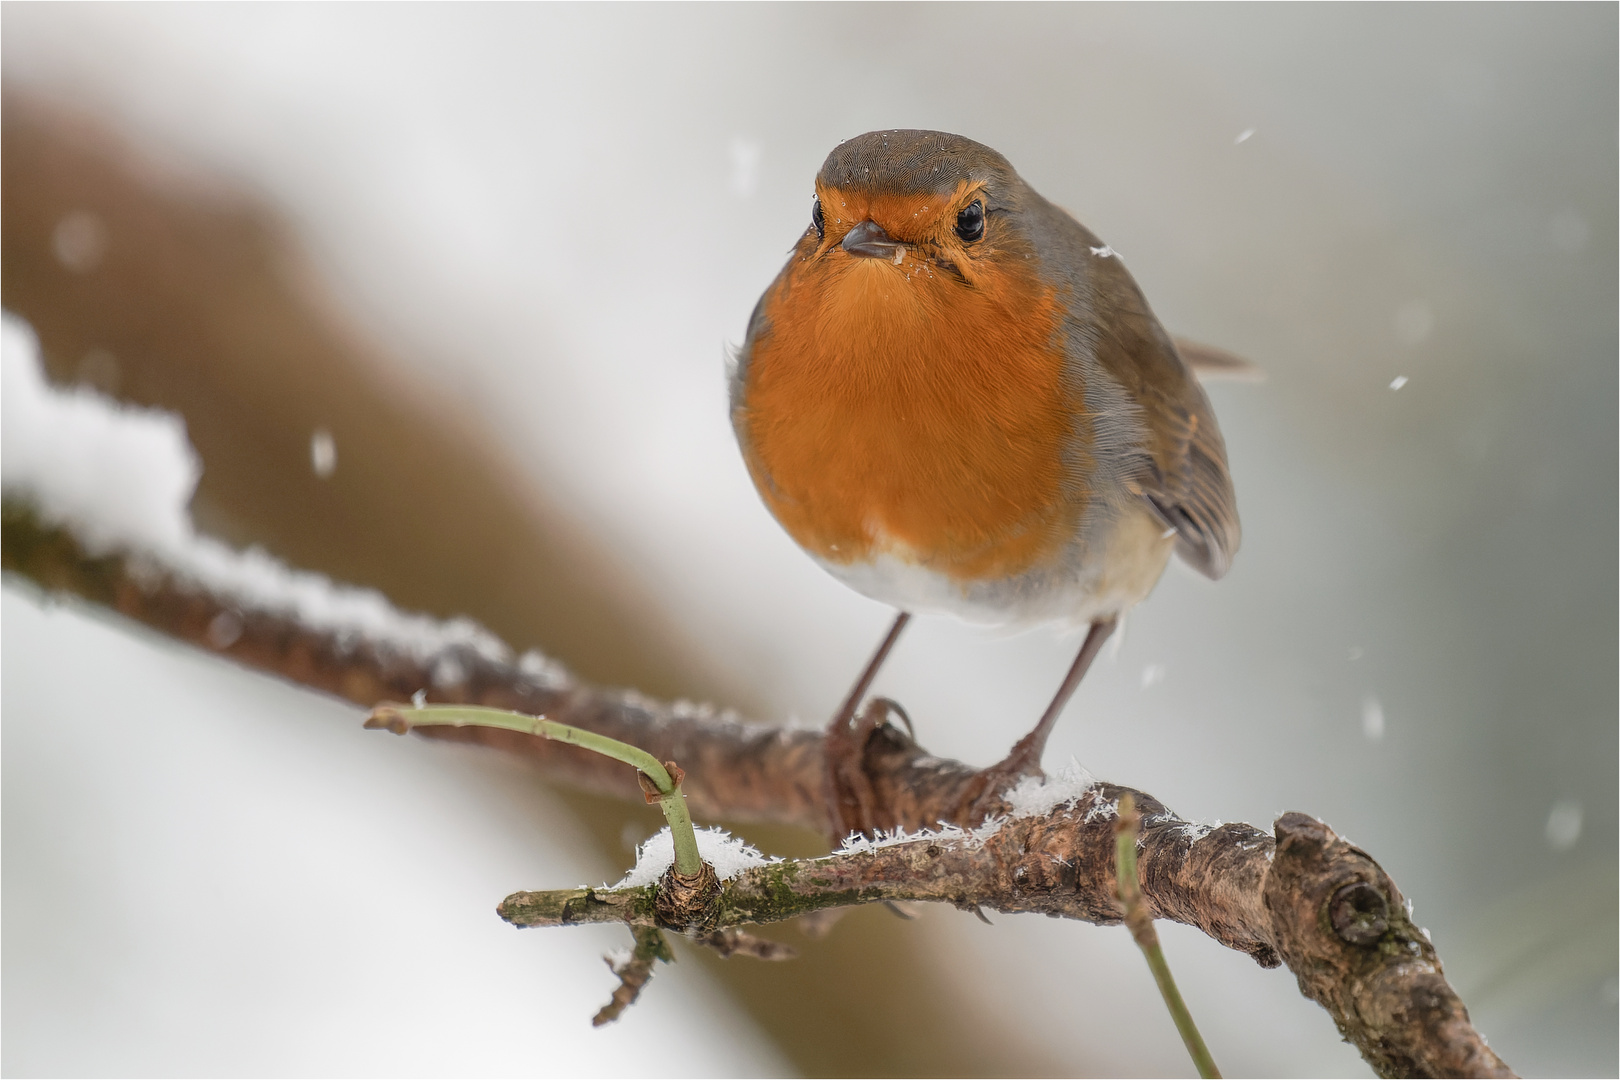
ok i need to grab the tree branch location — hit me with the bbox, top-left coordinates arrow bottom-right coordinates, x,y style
1,502 -> 1515,1078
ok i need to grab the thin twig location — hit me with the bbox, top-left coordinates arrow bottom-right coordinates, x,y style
366,703 -> 703,878
1116,793 -> 1221,1079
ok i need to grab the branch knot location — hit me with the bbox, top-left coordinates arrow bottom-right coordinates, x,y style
654,861 -> 722,932
1330,881 -> 1390,947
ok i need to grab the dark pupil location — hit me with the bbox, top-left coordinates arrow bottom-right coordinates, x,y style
955,200 -> 985,242
812,197 -> 825,239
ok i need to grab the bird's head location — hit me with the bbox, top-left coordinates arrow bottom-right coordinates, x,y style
796,130 -> 1036,288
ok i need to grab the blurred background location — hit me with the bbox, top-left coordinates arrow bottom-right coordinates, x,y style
2,4 -> 1614,1076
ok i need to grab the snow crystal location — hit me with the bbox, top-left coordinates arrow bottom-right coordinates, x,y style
1003,759 -> 1099,820
206,610 -> 244,650
310,428 -> 337,478
1084,793 -> 1120,824
431,654 -> 468,688
832,821 -> 998,857
728,138 -> 761,198
823,783 -> 1112,853
52,211 -> 108,273
0,311 -> 514,665
1089,244 -> 1116,258
517,649 -> 572,690
1174,820 -> 1219,843
1388,375 -> 1409,391
669,699 -> 719,722
1234,128 -> 1256,145
612,826 -> 775,889
1361,696 -> 1386,741
1545,800 -> 1583,850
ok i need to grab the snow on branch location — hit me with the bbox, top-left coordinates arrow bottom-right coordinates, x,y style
1,313 -> 513,671
0,312 -> 1513,1079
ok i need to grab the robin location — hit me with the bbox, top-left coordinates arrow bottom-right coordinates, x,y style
730,130 -> 1244,839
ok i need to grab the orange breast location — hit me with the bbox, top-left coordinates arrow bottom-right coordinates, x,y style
741,253 -> 1086,582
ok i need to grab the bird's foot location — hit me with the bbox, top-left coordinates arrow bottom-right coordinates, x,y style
824,695 -> 915,842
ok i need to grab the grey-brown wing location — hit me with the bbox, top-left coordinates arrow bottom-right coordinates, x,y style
1025,194 -> 1242,580
1082,286 -> 1242,579
1141,391 -> 1240,580
1080,269 -> 1241,580
1091,323 -> 1242,581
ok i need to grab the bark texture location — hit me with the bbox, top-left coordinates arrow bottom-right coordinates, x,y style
1,505 -> 1514,1078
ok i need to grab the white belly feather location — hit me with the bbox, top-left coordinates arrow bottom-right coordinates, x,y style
816,501 -> 1176,630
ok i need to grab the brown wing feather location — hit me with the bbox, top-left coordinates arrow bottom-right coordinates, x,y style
1142,398 -> 1240,579
1171,337 -> 1265,383
1158,342 -> 1242,577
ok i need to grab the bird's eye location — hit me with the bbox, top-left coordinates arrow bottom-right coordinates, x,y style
955,200 -> 985,243
812,196 -> 825,240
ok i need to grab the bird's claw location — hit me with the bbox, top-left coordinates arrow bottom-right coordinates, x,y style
825,695 -> 917,841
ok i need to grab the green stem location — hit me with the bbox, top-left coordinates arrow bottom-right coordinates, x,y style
1139,924 -> 1219,1078
370,704 -> 702,877
1116,793 -> 1221,1079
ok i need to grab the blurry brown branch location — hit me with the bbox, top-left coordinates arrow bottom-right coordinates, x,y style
1,502 -> 1514,1079
592,926 -> 673,1028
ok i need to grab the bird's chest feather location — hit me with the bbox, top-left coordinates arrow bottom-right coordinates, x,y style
739,259 -> 1088,582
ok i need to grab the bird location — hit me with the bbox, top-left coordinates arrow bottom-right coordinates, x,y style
729,130 -> 1243,839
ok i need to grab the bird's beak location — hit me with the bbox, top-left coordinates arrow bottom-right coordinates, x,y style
841,220 -> 902,259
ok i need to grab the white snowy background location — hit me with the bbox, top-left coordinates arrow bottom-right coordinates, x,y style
3,5 -> 1615,1076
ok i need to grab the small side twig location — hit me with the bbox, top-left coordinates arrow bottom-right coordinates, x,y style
594,925 -> 674,1027
1116,792 -> 1221,1079
367,701 -> 739,1022
367,703 -> 704,879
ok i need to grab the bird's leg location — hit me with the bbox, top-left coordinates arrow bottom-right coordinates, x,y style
960,617 -> 1118,823
824,611 -> 911,841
